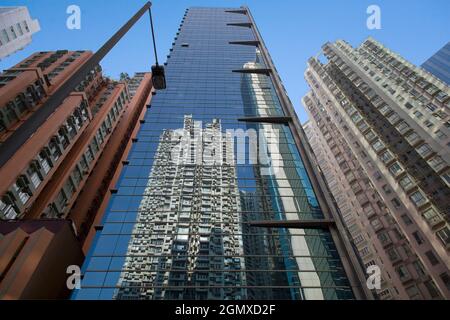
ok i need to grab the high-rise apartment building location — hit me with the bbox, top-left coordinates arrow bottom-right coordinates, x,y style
422,42 -> 450,85
302,37 -> 450,299
0,51 -> 153,298
0,7 -> 40,60
73,7 -> 371,300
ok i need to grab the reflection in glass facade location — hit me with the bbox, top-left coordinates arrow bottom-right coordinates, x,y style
422,42 -> 450,85
73,7 -> 356,300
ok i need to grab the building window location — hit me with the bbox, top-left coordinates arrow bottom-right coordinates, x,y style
396,121 -> 410,135
379,150 -> 394,163
11,181 -> 30,205
413,111 -> 424,119
63,179 -> 76,199
441,172 -> 450,187
351,113 -> 362,124
402,244 -> 413,258
440,273 -> 450,291
416,143 -> 433,158
0,197 -> 19,219
387,248 -> 400,261
405,131 -> 420,145
23,21 -> 30,32
85,148 -> 94,164
399,174 -> 414,191
426,103 -> 438,112
16,23 -> 24,36
372,139 -> 385,152
412,231 -> 424,245
359,247 -> 370,257
396,265 -> 411,281
353,234 -> 365,245
436,227 -> 450,247
382,184 -> 392,194
389,162 -> 403,177
79,156 -> 89,172
38,150 -> 52,174
370,218 -> 383,231
434,130 -> 447,140
410,190 -> 427,207
425,250 -> 440,266
377,232 -> 391,246
49,138 -> 62,161
401,214 -> 413,225
423,120 -> 434,128
1,29 -> 10,43
58,127 -> 70,149
427,156 -> 446,172
391,197 -> 401,208
55,190 -> 67,212
422,207 -> 442,227
90,139 -> 99,155
387,112 -> 400,124
364,130 -> 377,142
423,280 -> 441,299
27,165 -> 43,189
72,166 -> 83,185
405,285 -> 422,299
9,26 -> 17,39
364,260 -> 377,269
356,121 -> 369,132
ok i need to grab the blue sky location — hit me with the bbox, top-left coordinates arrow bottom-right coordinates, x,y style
1,0 -> 449,122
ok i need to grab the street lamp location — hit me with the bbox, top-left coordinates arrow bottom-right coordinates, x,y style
0,1 -> 165,168
149,6 -> 166,90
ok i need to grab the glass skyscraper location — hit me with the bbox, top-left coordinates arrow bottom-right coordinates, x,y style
73,7 -> 368,300
422,42 -> 450,85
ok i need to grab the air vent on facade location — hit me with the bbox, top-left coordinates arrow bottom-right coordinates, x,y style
181,43 -> 189,47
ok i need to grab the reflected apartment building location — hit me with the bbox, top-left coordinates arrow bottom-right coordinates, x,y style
0,50 -> 152,298
115,115 -> 246,300
73,7 -> 371,300
302,37 -> 450,299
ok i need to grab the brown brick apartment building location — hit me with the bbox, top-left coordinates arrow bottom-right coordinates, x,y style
0,51 -> 153,298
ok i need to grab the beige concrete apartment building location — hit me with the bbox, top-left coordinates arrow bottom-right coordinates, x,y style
302,37 -> 450,299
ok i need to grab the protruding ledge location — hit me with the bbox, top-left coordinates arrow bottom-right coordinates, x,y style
249,219 -> 336,229
238,116 -> 292,124
227,22 -> 252,28
225,9 -> 247,14
232,68 -> 272,75
229,40 -> 260,46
